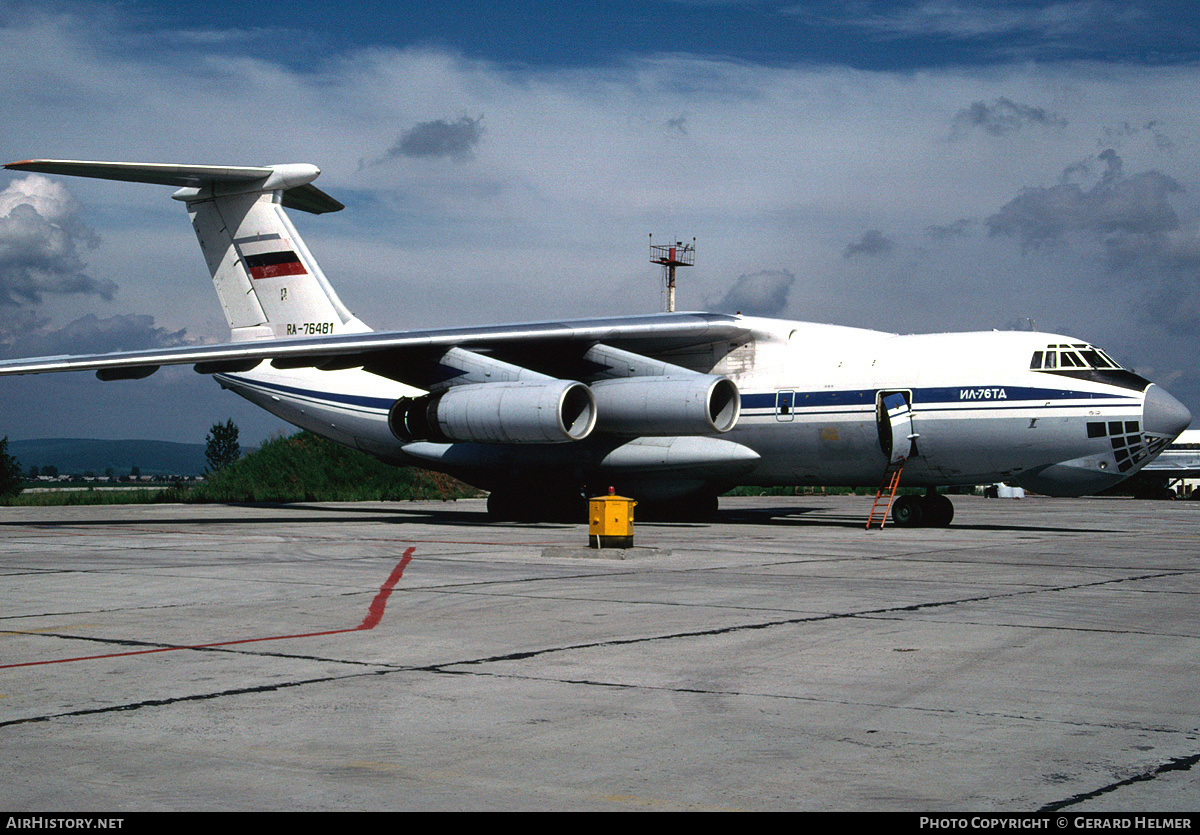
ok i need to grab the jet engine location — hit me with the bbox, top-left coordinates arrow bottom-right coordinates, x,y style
388,380 -> 596,444
590,375 -> 740,435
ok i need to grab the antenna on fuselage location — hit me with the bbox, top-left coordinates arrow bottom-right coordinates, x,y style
650,234 -> 695,313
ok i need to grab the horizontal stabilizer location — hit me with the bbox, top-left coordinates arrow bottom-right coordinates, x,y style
4,159 -> 344,214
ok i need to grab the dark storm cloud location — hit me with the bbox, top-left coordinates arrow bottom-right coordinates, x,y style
1102,223 -> 1200,339
953,97 -> 1067,136
988,149 -> 1200,337
0,308 -> 48,352
0,312 -> 189,360
388,115 -> 485,162
0,175 -> 113,306
713,269 -> 795,316
987,149 -> 1181,250
843,230 -> 895,258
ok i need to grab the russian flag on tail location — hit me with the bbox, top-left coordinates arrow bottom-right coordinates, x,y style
244,249 -> 307,279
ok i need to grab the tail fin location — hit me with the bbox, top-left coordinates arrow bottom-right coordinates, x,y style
3,159 -> 370,341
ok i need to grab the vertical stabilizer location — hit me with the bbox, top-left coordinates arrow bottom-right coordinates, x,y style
184,185 -> 369,341
2,159 -> 370,341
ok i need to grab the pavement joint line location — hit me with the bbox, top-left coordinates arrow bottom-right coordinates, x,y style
1040,751 -> 1200,812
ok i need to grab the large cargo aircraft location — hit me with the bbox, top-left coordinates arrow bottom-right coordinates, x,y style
0,160 -> 1191,524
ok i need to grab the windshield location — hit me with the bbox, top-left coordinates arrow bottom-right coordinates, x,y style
1030,344 -> 1122,371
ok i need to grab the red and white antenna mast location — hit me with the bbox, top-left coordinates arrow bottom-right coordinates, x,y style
649,235 -> 695,313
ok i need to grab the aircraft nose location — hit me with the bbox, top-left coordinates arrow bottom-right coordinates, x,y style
1143,384 -> 1192,440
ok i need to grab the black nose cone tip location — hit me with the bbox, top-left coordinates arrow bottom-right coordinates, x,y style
1144,384 -> 1192,439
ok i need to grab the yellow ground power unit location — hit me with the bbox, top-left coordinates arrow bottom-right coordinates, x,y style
588,490 -> 637,549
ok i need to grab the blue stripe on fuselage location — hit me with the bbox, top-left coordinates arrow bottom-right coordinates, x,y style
217,374 -> 395,412
740,385 -> 1138,413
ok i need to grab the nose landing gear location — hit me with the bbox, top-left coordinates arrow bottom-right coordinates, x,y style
891,489 -> 954,528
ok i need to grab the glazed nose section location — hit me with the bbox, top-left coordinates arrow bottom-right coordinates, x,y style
1143,384 -> 1192,440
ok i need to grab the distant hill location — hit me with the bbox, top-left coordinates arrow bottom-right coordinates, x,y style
8,438 -> 210,478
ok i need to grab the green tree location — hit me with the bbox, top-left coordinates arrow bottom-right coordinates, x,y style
0,437 -> 23,499
205,419 -> 241,473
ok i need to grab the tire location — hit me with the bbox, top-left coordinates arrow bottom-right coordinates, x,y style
891,494 -> 925,527
920,493 -> 954,527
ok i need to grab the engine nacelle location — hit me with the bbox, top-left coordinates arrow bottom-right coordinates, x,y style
389,380 -> 596,444
590,375 -> 740,435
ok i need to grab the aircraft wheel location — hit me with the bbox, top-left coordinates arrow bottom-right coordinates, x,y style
891,494 -> 925,527
920,493 -> 955,527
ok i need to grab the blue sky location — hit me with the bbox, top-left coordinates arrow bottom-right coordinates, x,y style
128,1 -> 1200,69
2,0 -> 1200,445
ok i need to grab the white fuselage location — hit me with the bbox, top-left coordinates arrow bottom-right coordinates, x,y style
215,315 -> 1173,499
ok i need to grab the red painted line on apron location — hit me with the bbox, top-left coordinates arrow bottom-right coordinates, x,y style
357,547 -> 413,630
0,547 -> 416,670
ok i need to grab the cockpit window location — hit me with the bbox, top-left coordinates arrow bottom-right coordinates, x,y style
1079,349 -> 1114,369
1031,343 -> 1148,392
1030,344 -> 1123,371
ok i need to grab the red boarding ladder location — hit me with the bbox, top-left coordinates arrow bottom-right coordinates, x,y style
866,458 -> 907,529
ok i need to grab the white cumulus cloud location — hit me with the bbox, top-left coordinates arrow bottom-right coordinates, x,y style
0,174 -> 110,305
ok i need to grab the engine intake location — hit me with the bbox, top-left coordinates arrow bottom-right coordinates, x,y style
590,375 -> 740,435
389,380 -> 596,444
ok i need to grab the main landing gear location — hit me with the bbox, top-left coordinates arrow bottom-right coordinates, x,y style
891,489 -> 954,528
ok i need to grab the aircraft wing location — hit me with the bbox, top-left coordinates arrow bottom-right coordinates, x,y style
0,312 -> 749,384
